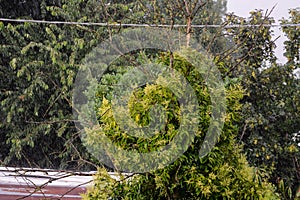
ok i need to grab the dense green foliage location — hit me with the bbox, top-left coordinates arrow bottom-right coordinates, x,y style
222,9 -> 300,198
0,0 -> 112,169
83,52 -> 278,199
0,0 -> 299,199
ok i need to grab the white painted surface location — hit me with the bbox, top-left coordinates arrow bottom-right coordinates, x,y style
0,167 -> 95,187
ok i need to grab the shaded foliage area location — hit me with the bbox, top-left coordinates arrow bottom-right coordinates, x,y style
0,0 -> 113,170
0,0 -> 62,19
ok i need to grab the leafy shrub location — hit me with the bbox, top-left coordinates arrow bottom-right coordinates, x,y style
82,51 -> 279,199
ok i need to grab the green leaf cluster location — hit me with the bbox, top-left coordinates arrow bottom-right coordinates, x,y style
83,52 -> 278,199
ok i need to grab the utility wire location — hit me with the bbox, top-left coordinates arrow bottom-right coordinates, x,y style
0,18 -> 300,28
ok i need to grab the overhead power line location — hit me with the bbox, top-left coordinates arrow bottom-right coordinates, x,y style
0,18 -> 300,28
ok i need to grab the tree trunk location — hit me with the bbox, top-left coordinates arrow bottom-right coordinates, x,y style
186,16 -> 192,47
